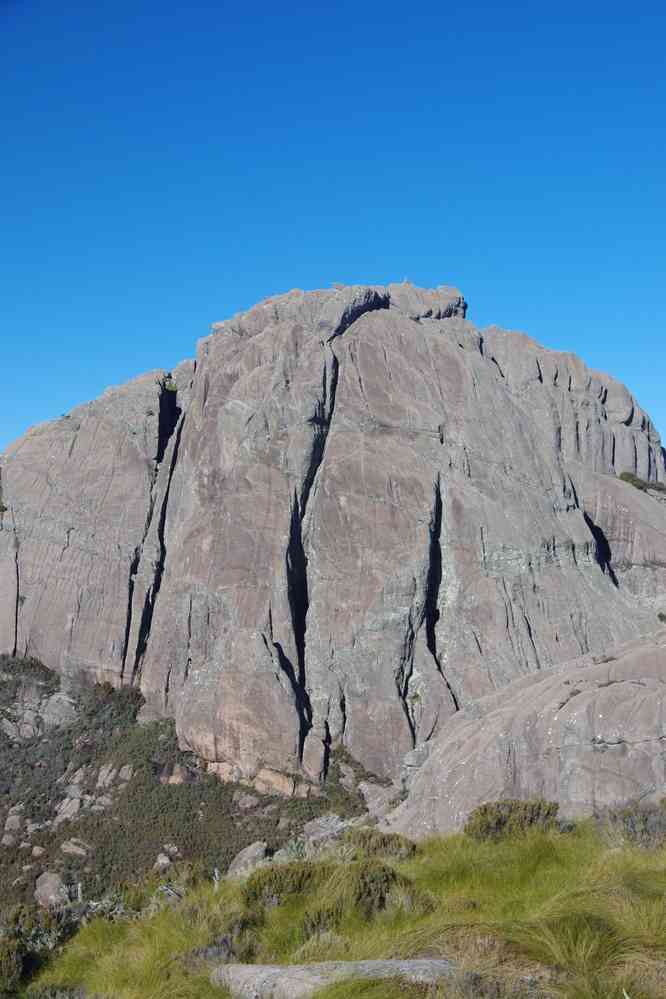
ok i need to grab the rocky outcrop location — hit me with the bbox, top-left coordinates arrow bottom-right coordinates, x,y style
385,630 -> 666,836
1,282 -> 665,808
210,958 -> 460,998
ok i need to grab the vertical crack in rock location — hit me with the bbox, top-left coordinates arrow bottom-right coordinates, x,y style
583,512 -> 619,587
12,527 -> 20,658
184,594 -> 193,682
396,477 -> 461,750
395,609 -> 417,749
522,611 -> 541,669
119,376 -> 184,683
132,411 -> 185,682
156,376 -> 182,463
120,546 -> 141,674
424,476 -> 460,711
280,345 -> 340,761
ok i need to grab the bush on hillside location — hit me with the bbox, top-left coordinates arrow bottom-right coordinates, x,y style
242,860 -> 336,909
0,937 -> 23,996
464,799 -> 559,841
618,471 -> 666,494
302,859 -> 432,935
344,826 -> 417,861
598,799 -> 666,849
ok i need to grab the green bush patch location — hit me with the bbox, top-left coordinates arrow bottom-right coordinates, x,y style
464,799 -> 559,841
618,471 -> 666,494
344,826 -> 417,861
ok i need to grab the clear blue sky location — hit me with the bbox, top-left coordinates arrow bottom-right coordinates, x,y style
1,0 -> 664,452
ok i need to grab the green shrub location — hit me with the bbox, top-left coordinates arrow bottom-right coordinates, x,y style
302,860 -> 431,935
464,799 -> 559,841
598,800 -> 666,849
344,826 -> 417,861
618,472 -> 666,494
0,937 -> 23,995
657,611 -> 666,624
242,861 -> 336,909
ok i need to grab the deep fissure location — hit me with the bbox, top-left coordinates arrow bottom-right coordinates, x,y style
583,512 -> 619,587
12,538 -> 20,659
132,411 -> 185,680
282,347 -> 339,762
120,546 -> 141,676
156,376 -> 182,463
424,476 -> 460,711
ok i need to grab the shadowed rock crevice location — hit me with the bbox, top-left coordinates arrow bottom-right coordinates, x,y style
326,291 -> 390,341
120,546 -> 141,674
12,531 -> 20,658
424,477 -> 460,711
155,376 -> 182,463
395,614 -> 417,749
119,377 -> 185,683
132,412 -> 186,681
583,511 -> 619,587
284,500 -> 314,756
283,347 -> 340,761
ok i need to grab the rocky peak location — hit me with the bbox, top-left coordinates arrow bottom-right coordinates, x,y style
1,282 -> 665,818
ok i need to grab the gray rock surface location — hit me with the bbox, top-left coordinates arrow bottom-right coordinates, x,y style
386,631 -> 666,836
226,840 -> 268,877
2,282 -> 665,816
210,958 -> 458,998
34,870 -> 68,908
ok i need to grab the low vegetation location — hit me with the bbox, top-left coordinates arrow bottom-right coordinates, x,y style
618,471 -> 666,494
22,799 -> 666,999
3,662 -> 666,998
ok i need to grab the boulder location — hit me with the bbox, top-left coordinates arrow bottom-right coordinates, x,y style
210,958 -> 459,998
60,838 -> 89,857
226,840 -> 268,878
34,871 -> 68,908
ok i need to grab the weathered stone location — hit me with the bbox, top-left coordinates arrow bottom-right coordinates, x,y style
61,838 -> 89,857
161,762 -> 191,785
34,871 -> 68,908
358,781 -> 400,820
4,812 -> 23,833
226,840 -> 268,878
54,796 -> 80,827
386,631 -> 666,836
31,845 -> 45,858
232,790 -> 259,810
154,852 -> 171,870
96,764 -> 117,789
210,958 -> 459,998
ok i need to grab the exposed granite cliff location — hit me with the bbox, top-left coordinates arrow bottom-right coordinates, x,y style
1,283 -> 665,815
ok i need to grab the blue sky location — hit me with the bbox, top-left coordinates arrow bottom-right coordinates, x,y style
1,0 -> 664,452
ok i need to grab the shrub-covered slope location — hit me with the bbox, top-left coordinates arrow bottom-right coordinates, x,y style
27,805 -> 666,999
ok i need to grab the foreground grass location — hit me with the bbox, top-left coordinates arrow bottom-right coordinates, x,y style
31,822 -> 666,999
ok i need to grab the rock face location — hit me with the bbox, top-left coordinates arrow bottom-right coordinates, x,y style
385,630 -> 666,836
1,282 -> 665,814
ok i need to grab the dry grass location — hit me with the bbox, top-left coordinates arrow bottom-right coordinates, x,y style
30,820 -> 666,999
